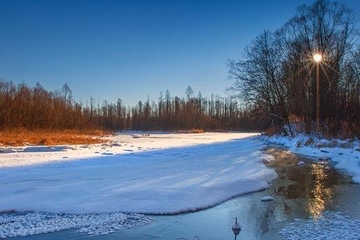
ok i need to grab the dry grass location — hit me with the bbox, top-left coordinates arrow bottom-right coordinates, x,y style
265,126 -> 277,136
176,129 -> 204,134
0,128 -> 110,146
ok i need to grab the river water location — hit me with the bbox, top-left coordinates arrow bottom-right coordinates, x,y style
11,147 -> 358,240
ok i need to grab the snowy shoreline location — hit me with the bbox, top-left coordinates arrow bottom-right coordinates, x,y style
0,211 -> 153,239
0,132 -> 277,214
263,134 -> 360,183
0,132 -> 277,238
1,132 -> 360,239
263,134 -> 360,240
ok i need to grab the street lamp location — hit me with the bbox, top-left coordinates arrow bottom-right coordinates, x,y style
313,53 -> 322,63
313,53 -> 322,132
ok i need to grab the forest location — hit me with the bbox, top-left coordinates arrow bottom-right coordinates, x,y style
0,81 -> 264,132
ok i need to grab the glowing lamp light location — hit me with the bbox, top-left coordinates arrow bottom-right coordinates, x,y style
313,53 -> 322,63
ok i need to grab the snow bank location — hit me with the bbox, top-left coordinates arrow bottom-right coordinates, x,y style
0,132 -> 261,168
279,212 -> 360,240
0,132 -> 277,237
264,134 -> 360,183
0,211 -> 153,238
0,133 -> 276,214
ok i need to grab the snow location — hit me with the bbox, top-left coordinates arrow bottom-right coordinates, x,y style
0,132 -> 277,237
279,212 -> 360,240
0,211 -> 153,238
2,131 -> 360,238
297,160 -> 306,166
260,196 -> 274,202
261,155 -> 275,163
264,134 -> 360,183
0,132 -> 263,168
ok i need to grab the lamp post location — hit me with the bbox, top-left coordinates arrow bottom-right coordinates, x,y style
313,53 -> 322,132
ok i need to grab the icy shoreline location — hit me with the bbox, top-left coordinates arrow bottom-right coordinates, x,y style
264,134 -> 360,240
0,211 -> 153,238
280,212 -> 360,240
2,132 -> 360,239
0,132 -> 277,238
263,134 -> 360,183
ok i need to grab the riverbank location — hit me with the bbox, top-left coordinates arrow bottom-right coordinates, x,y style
2,133 -> 360,239
262,147 -> 358,239
263,134 -> 360,183
9,147 -> 356,240
0,129 -> 108,147
0,132 -> 277,238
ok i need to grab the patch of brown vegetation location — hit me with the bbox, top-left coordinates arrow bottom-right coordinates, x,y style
176,129 -> 204,134
265,126 -> 277,136
0,128 -> 110,146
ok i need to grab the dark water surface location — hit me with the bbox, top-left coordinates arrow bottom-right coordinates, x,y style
11,148 -> 358,240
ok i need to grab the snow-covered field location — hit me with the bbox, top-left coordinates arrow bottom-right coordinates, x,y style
0,132 -> 277,238
1,132 -> 360,239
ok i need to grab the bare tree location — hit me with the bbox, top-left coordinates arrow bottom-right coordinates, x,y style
228,0 -> 359,137
279,0 -> 358,135
228,30 -> 292,135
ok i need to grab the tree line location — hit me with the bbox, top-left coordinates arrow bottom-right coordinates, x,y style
0,81 -> 265,132
0,81 -> 90,130
228,0 -> 360,138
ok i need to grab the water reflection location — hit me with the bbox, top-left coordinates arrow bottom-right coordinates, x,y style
307,163 -> 333,218
231,217 -> 241,239
265,148 -> 346,219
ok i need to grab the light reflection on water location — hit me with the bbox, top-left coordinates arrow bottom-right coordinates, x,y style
265,148 -> 350,220
307,163 -> 333,218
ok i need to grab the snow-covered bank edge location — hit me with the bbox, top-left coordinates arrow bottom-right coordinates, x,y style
0,132 -> 278,238
0,211 -> 153,238
262,134 -> 360,183
279,211 -> 360,239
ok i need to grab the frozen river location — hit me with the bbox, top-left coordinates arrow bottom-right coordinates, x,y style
7,147 -> 359,240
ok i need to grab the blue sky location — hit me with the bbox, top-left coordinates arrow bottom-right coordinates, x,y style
0,0 -> 359,107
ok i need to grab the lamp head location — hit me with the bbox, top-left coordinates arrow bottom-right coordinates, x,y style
313,53 -> 322,63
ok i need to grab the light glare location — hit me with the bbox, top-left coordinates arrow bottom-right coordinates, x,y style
313,53 -> 322,62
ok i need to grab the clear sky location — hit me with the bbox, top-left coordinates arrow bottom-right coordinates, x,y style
1,0 -> 359,107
